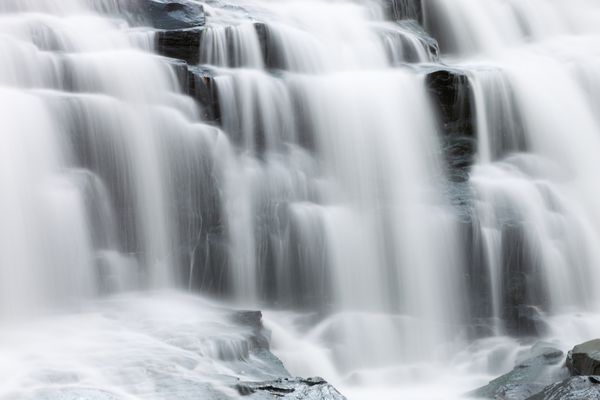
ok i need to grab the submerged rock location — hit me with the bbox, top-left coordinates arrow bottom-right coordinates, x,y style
505,305 -> 548,338
384,0 -> 423,24
567,339 -> 600,376
470,343 -> 566,400
527,376 -> 600,400
236,377 -> 346,400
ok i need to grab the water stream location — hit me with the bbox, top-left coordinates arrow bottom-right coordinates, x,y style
2,0 -> 600,399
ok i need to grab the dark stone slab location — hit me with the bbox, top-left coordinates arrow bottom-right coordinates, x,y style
236,377 -> 347,400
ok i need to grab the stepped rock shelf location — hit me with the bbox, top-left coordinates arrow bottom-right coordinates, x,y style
3,0 -> 600,399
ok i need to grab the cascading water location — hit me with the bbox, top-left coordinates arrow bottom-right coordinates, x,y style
3,0 -> 600,399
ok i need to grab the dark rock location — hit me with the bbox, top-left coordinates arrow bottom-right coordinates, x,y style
187,66 -> 221,123
235,377 -> 346,399
231,311 -> 270,350
156,28 -> 202,65
505,305 -> 548,338
224,310 -> 289,378
426,69 -> 474,138
527,376 -> 600,400
122,0 -> 205,30
500,224 -> 548,337
567,340 -> 600,376
254,23 -> 287,70
425,68 -> 475,182
470,343 -> 566,400
166,58 -> 190,89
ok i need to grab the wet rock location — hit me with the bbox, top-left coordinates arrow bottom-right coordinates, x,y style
470,343 -> 566,400
527,376 -> 600,400
231,310 -> 270,350
156,28 -> 202,65
236,377 -> 346,400
254,23 -> 286,70
426,68 -> 474,138
567,339 -> 600,376
121,0 -> 205,30
187,66 -> 221,123
500,224 -> 548,337
425,68 -> 475,182
505,305 -> 548,338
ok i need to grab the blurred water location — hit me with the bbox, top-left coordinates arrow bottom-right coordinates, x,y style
2,0 -> 600,399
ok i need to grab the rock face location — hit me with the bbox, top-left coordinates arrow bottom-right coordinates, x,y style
470,343 -> 566,400
125,0 -> 206,30
425,68 -> 475,182
236,377 -> 347,400
500,223 -> 548,338
567,339 -> 600,376
156,28 -> 202,65
527,376 -> 600,400
188,66 -> 221,123
254,23 -> 287,70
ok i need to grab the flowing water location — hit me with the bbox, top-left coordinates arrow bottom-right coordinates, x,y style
2,0 -> 600,399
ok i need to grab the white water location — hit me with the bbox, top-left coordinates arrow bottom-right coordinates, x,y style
3,0 -> 600,399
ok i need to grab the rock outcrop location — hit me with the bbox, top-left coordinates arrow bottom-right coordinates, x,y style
119,0 -> 206,30
425,68 -> 475,182
567,339 -> 600,376
236,377 -> 346,400
156,28 -> 202,65
470,343 -> 566,400
527,376 -> 600,400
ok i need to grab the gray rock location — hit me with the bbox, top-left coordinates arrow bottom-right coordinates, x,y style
470,343 -> 566,400
156,28 -> 202,65
527,376 -> 600,400
567,339 -> 600,376
124,0 -> 206,30
187,66 -> 221,124
425,68 -> 475,182
236,377 -> 346,400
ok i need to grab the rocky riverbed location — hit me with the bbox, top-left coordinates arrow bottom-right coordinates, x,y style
472,339 -> 600,400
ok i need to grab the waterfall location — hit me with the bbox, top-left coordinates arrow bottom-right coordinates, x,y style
3,0 -> 600,399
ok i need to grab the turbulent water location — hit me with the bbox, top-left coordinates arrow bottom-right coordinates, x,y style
3,0 -> 600,399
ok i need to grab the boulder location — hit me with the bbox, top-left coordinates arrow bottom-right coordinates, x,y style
567,339 -> 600,376
505,305 -> 548,338
122,0 -> 205,30
470,343 -> 566,400
235,377 -> 346,400
527,376 -> 600,400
